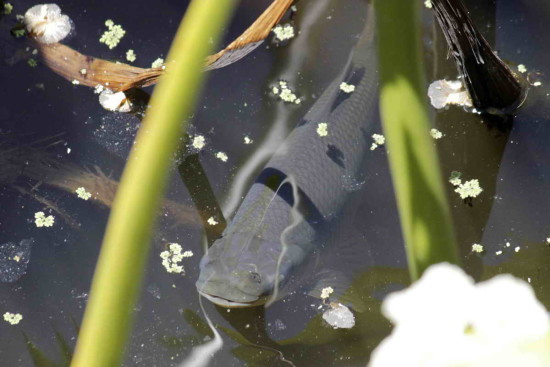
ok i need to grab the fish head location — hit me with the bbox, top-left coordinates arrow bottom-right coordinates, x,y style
196,232 -> 297,308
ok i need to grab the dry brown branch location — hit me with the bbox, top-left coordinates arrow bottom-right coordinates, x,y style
35,0 -> 294,91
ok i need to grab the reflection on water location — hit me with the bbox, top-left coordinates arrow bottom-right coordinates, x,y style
0,0 -> 549,366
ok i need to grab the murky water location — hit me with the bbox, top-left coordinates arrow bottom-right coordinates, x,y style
0,0 -> 549,366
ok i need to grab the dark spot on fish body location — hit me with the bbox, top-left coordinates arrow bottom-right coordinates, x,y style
330,65 -> 366,112
326,144 -> 346,168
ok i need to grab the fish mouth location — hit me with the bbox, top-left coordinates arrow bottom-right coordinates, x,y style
198,290 -> 266,308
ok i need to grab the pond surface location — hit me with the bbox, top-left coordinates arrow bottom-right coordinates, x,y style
0,0 -> 549,366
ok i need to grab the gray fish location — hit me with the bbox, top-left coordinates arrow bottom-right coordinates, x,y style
196,9 -> 378,308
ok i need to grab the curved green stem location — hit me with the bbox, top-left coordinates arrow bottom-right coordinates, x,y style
71,1 -> 237,366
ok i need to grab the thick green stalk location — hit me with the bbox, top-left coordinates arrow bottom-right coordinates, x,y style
71,1 -> 236,366
374,0 -> 458,279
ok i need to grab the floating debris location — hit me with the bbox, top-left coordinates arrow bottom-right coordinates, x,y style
272,23 -> 295,41
98,89 -> 131,112
3,312 -> 22,325
160,243 -> 193,274
12,29 -> 26,38
339,82 -> 355,94
99,19 -> 125,49
428,79 -> 473,109
94,84 -> 105,94
34,212 -> 54,227
370,133 -> 386,151
430,128 -> 443,140
322,303 -> 355,329
24,4 -> 72,44
207,217 -> 218,226
243,136 -> 253,145
191,135 -> 206,150
320,286 -> 334,300
72,79 -> 80,85
533,81 -> 542,87
316,122 -> 328,137
515,246 -> 521,253
151,57 -> 164,69
455,179 -> 483,199
471,243 -> 484,253
215,152 -> 228,162
496,250 -> 503,255
126,49 -> 136,62
449,171 -> 462,186
272,80 -> 301,104
75,187 -> 92,200
518,64 -> 527,73
0,239 -> 32,283
546,237 -> 550,245
3,3 -> 13,14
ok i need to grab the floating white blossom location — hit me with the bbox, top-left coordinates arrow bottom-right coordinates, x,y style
191,135 -> 205,150
320,286 -> 334,299
272,80 -> 301,104
546,237 -> 550,245
430,128 -> 443,140
216,152 -> 228,162
207,217 -> 218,226
323,303 -> 355,329
243,136 -> 253,145
94,84 -> 105,94
496,250 -> 503,255
3,312 -> 22,325
317,122 -> 328,137
518,64 -> 527,73
455,179 -> 483,199
272,23 -> 295,41
75,187 -> 91,200
34,211 -> 54,227
71,79 -> 80,85
369,263 -> 550,367
160,243 -> 192,274
99,19 -> 125,49
515,246 -> 521,253
371,134 -> 385,151
339,82 -> 355,94
24,4 -> 72,44
428,79 -> 473,109
126,49 -> 136,62
98,89 -> 131,112
424,0 -> 433,8
533,81 -> 542,87
151,57 -> 164,68
471,243 -> 484,253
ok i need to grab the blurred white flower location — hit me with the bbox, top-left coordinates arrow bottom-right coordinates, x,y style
369,263 -> 550,367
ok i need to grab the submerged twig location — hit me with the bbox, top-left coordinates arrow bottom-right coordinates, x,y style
32,0 -> 294,92
430,0 -> 525,113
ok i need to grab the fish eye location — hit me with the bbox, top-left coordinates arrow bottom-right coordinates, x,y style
249,272 -> 262,284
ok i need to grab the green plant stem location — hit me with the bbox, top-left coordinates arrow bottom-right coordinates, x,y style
70,1 -> 237,366
374,0 -> 459,280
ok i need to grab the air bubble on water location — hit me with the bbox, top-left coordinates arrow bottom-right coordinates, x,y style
342,174 -> 366,192
0,238 -> 33,283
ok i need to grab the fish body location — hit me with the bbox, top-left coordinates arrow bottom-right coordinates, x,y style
196,11 -> 379,307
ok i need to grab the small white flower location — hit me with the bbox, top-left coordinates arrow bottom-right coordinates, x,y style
160,243 -> 192,274
272,80 -> 301,104
518,64 -> 527,73
79,68 -> 87,75
72,79 -> 80,85
316,122 -> 328,137
496,250 -> 503,255
243,136 -> 253,145
207,217 -> 218,226
151,57 -> 164,68
94,84 -> 105,94
320,286 -> 334,299
272,23 -> 295,41
449,171 -> 462,186
75,187 -> 92,200
430,128 -> 443,140
100,19 -> 125,49
471,243 -> 484,253
424,0 -> 433,8
339,82 -> 355,94
3,312 -> 22,325
455,179 -> 483,199
515,246 -> 521,253
216,152 -> 228,162
126,49 -> 136,62
191,135 -> 206,150
533,81 -> 542,87
24,4 -> 72,44
34,211 -> 54,227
